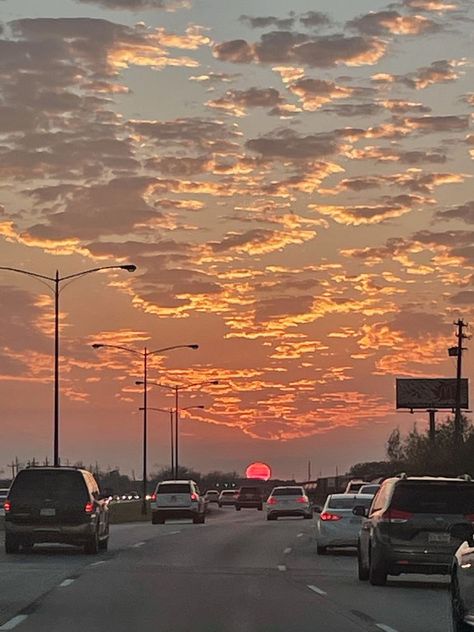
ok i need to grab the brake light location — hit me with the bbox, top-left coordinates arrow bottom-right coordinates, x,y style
267,497 -> 278,505
296,496 -> 309,504
464,514 -> 474,523
380,508 -> 412,523
320,512 -> 342,521
85,502 -> 94,514
4,500 -> 11,513
150,494 -> 157,502
190,493 -> 198,501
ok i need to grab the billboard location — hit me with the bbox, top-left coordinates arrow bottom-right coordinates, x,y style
396,378 -> 469,410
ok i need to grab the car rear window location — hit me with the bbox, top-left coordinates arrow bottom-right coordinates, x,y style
157,483 -> 191,494
328,496 -> 373,509
9,470 -> 88,503
272,488 -> 304,496
221,491 -> 235,495
391,483 -> 474,514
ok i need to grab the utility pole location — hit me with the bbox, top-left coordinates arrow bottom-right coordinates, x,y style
453,319 -> 468,447
427,409 -> 437,445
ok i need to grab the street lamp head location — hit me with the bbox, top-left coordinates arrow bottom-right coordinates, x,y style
120,264 -> 137,273
135,381 -> 144,386
189,344 -> 199,350
92,343 -> 104,349
210,380 -> 219,385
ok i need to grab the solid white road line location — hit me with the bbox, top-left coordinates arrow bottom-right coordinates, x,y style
283,547 -> 292,554
59,579 -> 75,587
0,615 -> 29,630
376,625 -> 399,632
307,585 -> 327,596
277,565 -> 287,571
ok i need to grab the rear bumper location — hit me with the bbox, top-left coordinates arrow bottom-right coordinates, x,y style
153,508 -> 199,519
267,510 -> 310,518
236,501 -> 262,508
379,542 -> 453,575
5,521 -> 95,544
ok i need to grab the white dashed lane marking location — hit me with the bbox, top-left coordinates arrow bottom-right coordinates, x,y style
296,533 -> 304,538
59,579 -> 75,587
307,585 -> 327,596
90,560 -> 106,566
376,625 -> 399,632
277,565 -> 287,571
283,547 -> 292,554
0,615 -> 29,630
132,541 -> 145,548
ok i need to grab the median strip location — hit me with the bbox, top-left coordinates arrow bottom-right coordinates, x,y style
0,615 -> 29,630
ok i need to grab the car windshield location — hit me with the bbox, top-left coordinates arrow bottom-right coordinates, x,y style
271,488 -> 304,496
8,471 -> 88,503
392,483 -> 474,514
328,496 -> 373,510
157,484 -> 191,495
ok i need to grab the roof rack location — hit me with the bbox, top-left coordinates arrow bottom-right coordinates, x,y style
458,474 -> 472,481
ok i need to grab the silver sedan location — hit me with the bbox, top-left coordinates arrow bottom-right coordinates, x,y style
316,493 -> 373,554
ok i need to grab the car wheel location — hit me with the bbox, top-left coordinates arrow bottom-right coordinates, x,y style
5,535 -> 20,554
236,506 -> 241,511
258,505 -> 263,511
452,572 -> 471,632
369,547 -> 388,586
21,542 -> 34,552
218,503 -> 222,508
317,545 -> 327,555
304,513 -> 312,519
267,514 -> 276,521
357,545 -> 369,581
84,530 -> 99,555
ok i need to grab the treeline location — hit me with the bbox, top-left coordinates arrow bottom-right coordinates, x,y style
349,414 -> 474,480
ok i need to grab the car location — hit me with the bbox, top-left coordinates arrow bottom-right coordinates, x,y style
234,486 -> 263,511
356,474 -> 474,586
344,479 -> 371,494
0,488 -> 9,517
218,490 -> 237,507
358,484 -> 381,496
266,486 -> 312,521
450,522 -> 474,632
315,493 -> 374,554
150,480 -> 206,524
204,490 -> 220,504
4,466 -> 110,554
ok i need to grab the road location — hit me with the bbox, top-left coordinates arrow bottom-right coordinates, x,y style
0,508 -> 451,632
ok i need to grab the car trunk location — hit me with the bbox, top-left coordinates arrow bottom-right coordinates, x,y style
156,483 -> 192,508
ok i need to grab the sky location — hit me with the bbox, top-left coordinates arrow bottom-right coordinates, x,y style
0,0 -> 473,481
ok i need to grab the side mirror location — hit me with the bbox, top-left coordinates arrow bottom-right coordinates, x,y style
450,522 -> 474,546
352,505 -> 367,517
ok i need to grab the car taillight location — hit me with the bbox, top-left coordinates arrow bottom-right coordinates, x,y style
4,500 -> 11,513
267,497 -> 278,505
150,494 -> 157,502
190,493 -> 198,501
464,514 -> 474,523
296,496 -> 309,503
320,512 -> 342,521
85,502 -> 94,513
380,508 -> 412,523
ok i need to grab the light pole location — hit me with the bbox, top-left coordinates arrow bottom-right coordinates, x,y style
0,263 -> 136,466
93,343 -> 199,513
136,379 -> 218,478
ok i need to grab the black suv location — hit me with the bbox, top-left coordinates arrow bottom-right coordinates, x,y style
4,466 -> 110,554
356,475 -> 474,586
235,486 -> 263,511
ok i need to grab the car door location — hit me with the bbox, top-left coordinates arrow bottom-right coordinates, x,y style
360,484 -> 387,566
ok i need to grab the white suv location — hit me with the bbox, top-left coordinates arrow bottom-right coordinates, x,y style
150,480 -> 206,525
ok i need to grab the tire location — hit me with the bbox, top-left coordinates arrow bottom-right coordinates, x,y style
236,506 -> 241,511
257,505 -> 263,511
151,512 -> 159,525
369,547 -> 388,586
317,545 -> 327,555
84,530 -> 99,555
267,514 -> 276,521
21,542 -> 34,552
452,572 -> 471,632
218,503 -> 222,508
304,513 -> 312,520
193,513 -> 205,524
357,545 -> 369,581
5,535 -> 20,554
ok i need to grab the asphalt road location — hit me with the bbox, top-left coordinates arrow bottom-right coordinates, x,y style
0,508 -> 451,632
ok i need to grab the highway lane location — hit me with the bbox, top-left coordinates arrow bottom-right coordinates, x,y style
0,508 -> 451,632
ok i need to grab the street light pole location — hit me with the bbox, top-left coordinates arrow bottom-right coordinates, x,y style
175,385 -> 179,479
94,343 -> 199,514
0,263 -> 136,466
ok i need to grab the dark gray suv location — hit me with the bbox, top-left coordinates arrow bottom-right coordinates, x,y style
356,475 -> 474,586
4,466 -> 110,554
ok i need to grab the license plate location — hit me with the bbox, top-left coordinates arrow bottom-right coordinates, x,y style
428,532 -> 450,543
40,508 -> 56,517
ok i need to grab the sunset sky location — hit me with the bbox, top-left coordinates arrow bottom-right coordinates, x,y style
0,0 -> 473,481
